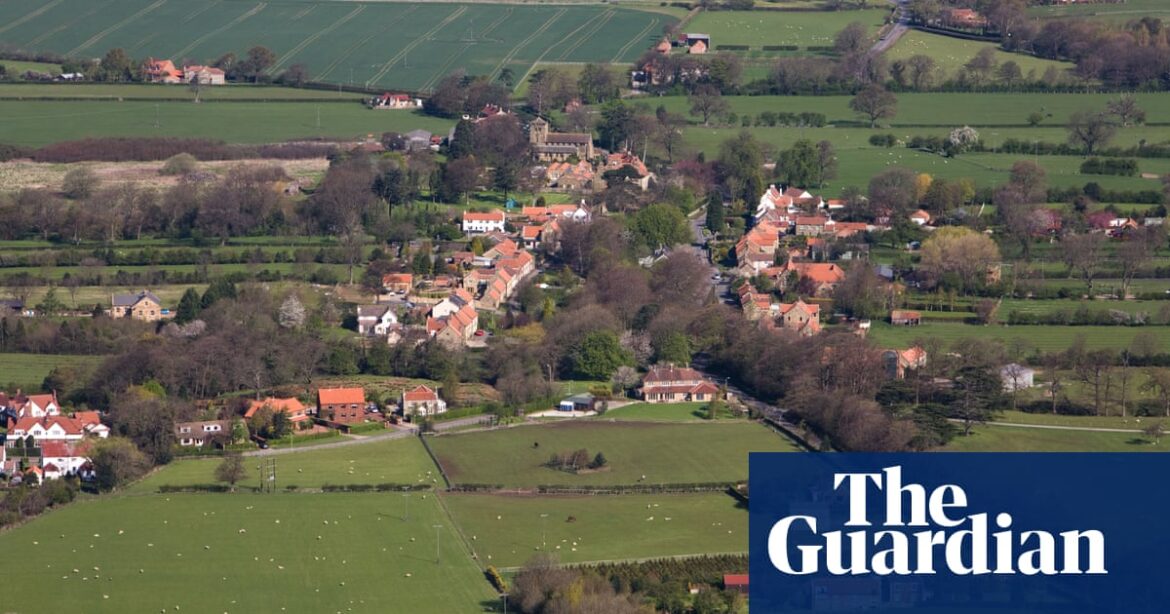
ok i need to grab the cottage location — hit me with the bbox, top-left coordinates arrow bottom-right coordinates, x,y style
795,216 -> 831,237
174,420 -> 229,447
317,388 -> 366,424
778,300 -> 822,336
529,117 -> 594,162
143,58 -> 182,83
245,397 -> 310,426
110,290 -> 165,321
889,309 -> 922,326
883,346 -> 927,379
356,304 -> 399,336
641,365 -> 719,403
371,93 -> 421,109
382,273 -> 414,293
462,210 -> 507,234
401,385 -> 447,417
182,65 -> 225,85
39,441 -> 91,480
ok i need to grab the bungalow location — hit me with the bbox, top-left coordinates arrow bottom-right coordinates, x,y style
401,385 -> 447,417
890,309 -> 922,326
317,388 -> 366,424
246,397 -> 310,425
382,273 -> 414,293
110,290 -> 166,321
462,210 -> 507,234
174,420 -> 229,447
356,304 -> 399,336
641,364 -> 719,403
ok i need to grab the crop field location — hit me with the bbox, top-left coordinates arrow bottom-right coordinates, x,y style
0,83 -> 362,100
866,322 -> 1170,353
1029,0 -> 1170,21
0,0 -> 672,91
427,421 -> 796,487
0,492 -> 494,613
944,425 -> 1169,452
441,492 -> 747,568
886,31 -> 1074,79
686,8 -> 889,51
0,352 -> 105,388
130,436 -> 441,493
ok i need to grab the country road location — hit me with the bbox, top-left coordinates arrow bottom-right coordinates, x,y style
870,0 -> 910,56
242,415 -> 492,457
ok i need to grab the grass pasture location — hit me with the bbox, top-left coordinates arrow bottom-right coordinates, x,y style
441,491 -> 747,568
865,322 -> 1170,353
130,436 -> 441,493
603,402 -> 714,422
427,421 -> 796,487
944,424 -> 1169,452
0,352 -> 104,388
887,30 -> 1074,80
687,8 -> 889,51
1029,0 -> 1170,21
0,492 -> 494,613
0,0 -> 673,91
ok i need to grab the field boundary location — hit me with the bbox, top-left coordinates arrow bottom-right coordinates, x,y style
418,433 -> 454,489
495,550 -> 750,574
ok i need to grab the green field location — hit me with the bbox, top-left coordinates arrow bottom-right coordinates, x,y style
603,402 -> 714,422
687,8 -> 889,51
130,436 -> 441,493
427,421 -> 796,487
0,59 -> 63,75
0,352 -> 105,388
441,491 -> 747,568
866,322 -> 1170,353
0,99 -> 454,147
0,0 -> 673,91
0,83 -> 363,100
944,424 -> 1169,452
998,410 -> 1170,430
0,492 -> 494,613
887,30 -> 1074,79
1029,0 -> 1170,21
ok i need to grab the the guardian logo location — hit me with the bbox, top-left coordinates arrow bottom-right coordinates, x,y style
768,466 -> 1107,577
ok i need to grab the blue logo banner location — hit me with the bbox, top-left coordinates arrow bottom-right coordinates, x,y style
749,453 -> 1170,613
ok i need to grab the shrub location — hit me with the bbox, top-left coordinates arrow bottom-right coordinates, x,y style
160,152 -> 198,175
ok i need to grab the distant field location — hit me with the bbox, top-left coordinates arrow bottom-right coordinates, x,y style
427,421 -> 796,487
0,83 -> 362,100
866,322 -> 1170,353
1029,0 -> 1170,20
686,8 -> 889,51
130,436 -> 441,493
943,424 -> 1169,452
441,492 -> 747,568
0,352 -> 104,388
0,99 -> 454,147
887,31 -> 1074,79
998,410 -> 1169,430
0,0 -> 673,91
0,493 -> 493,613
0,60 -> 62,75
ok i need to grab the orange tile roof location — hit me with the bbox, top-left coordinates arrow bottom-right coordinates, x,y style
317,388 -> 365,406
463,211 -> 505,222
403,385 -> 438,402
521,225 -> 542,239
794,263 -> 845,284
72,410 -> 102,427
246,397 -> 308,420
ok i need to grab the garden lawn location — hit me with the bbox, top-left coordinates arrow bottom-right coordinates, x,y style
0,492 -> 493,613
604,402 -> 714,422
865,322 -> 1170,353
0,353 -> 104,389
886,30 -> 1074,79
943,424 -> 1170,452
427,421 -> 796,488
687,9 -> 889,50
997,410 -> 1170,430
129,436 -> 441,493
441,492 -> 747,569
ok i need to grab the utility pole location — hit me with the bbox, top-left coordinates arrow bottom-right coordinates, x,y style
402,493 -> 410,521
433,524 -> 442,564
316,106 -> 321,130
154,103 -> 160,129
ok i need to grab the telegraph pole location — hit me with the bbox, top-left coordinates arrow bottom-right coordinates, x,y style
402,493 -> 411,521
433,524 -> 442,564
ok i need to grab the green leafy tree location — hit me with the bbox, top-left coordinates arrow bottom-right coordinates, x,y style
633,203 -> 690,249
35,288 -> 65,316
653,331 -> 692,366
97,48 -> 134,82
777,139 -> 819,188
175,287 -> 200,324
91,437 -> 152,491
951,365 -> 1003,436
705,192 -> 725,234
718,131 -> 764,205
569,331 -> 633,380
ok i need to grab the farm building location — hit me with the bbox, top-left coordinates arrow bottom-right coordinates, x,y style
890,310 -> 922,326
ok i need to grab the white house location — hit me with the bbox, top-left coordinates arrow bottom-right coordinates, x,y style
431,288 -> 475,319
462,211 -> 506,234
401,385 -> 447,417
356,305 -> 398,336
174,420 -> 229,447
1000,364 -> 1035,392
8,415 -> 85,444
40,441 -> 91,480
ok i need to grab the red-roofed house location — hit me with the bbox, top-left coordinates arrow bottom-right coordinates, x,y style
8,415 -> 84,444
641,365 -> 719,403
462,210 -> 507,234
143,58 -> 182,84
723,574 -> 749,594
795,216 -> 831,237
790,262 -> 846,296
246,397 -> 310,424
778,300 -> 822,336
910,209 -> 932,226
317,388 -> 366,424
39,441 -> 91,480
400,385 -> 447,417
946,8 -> 988,29
182,65 -> 226,85
71,410 -> 109,438
884,346 -> 928,379
382,273 -> 414,293
371,92 -> 421,109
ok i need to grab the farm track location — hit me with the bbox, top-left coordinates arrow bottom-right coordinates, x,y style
182,0 -> 220,23
67,0 -> 168,56
611,16 -> 659,63
315,4 -> 419,82
26,0 -> 113,47
487,7 -> 566,81
0,0 -> 66,36
365,4 -> 469,87
170,2 -> 267,61
417,6 -> 514,92
555,9 -> 614,61
271,4 -> 367,72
